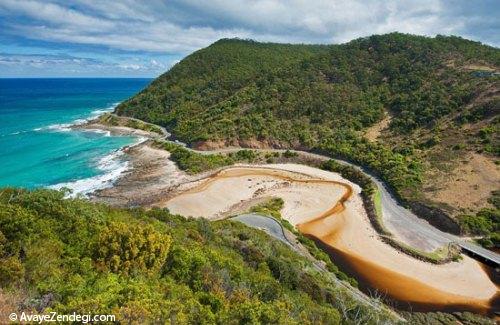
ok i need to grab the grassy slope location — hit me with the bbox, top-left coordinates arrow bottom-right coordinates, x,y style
116,38 -> 329,137
116,33 -> 499,238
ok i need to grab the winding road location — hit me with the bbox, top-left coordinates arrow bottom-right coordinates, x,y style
174,142 -> 500,266
231,212 -> 405,319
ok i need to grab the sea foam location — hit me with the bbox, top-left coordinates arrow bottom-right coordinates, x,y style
49,136 -> 147,198
90,102 -> 120,117
34,102 -> 120,133
37,101 -> 147,197
49,150 -> 129,197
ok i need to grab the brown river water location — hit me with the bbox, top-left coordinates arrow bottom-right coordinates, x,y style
304,233 -> 499,315
294,185 -> 500,315
168,167 -> 499,315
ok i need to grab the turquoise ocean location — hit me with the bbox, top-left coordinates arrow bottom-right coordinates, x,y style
0,78 -> 151,195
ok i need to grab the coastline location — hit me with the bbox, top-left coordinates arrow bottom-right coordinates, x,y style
89,140 -> 188,206
73,116 -> 197,205
61,117 -> 162,199
72,115 -> 166,139
47,110 -> 164,198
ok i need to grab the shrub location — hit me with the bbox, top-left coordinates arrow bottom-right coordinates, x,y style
94,222 -> 172,275
0,256 -> 24,287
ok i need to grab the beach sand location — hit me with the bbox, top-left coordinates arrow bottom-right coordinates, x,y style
76,123 -> 497,313
160,164 -> 498,312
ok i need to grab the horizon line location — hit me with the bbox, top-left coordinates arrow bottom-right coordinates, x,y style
0,76 -> 155,79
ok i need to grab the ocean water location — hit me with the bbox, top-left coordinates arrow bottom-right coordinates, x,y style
0,78 -> 151,195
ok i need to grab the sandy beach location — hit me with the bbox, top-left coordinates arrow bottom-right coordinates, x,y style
160,165 -> 349,222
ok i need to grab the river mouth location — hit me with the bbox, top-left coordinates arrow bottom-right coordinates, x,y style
162,165 -> 499,316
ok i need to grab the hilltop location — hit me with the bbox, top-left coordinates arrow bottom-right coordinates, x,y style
116,33 -> 499,243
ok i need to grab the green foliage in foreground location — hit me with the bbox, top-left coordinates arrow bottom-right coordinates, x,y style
0,188 -> 396,324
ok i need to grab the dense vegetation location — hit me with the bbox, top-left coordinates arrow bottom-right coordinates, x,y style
155,141 -> 258,174
320,160 -> 375,196
119,34 -> 498,145
155,141 -> 308,174
459,191 -> 500,248
0,188 -> 399,324
117,33 -> 499,237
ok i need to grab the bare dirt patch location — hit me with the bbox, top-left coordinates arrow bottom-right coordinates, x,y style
423,153 -> 500,214
364,113 -> 391,142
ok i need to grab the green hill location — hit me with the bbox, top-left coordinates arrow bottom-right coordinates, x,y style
117,39 -> 328,131
116,33 -> 499,238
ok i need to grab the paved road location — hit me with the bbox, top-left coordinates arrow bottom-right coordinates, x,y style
335,160 -> 451,252
233,213 -> 292,246
126,112 -> 499,267
107,112 -> 494,264
327,158 -> 500,266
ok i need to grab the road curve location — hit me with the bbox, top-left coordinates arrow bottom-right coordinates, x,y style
233,213 -> 293,246
97,113 -> 498,263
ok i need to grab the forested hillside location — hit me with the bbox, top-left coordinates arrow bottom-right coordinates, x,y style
117,39 -> 328,129
0,188 -> 399,324
116,33 -> 499,239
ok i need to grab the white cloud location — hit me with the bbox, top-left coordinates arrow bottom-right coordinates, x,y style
0,0 -> 497,77
0,0 -> 113,29
118,63 -> 141,70
1,0 -> 497,57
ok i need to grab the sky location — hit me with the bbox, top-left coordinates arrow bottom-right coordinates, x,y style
0,0 -> 498,78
